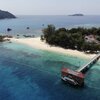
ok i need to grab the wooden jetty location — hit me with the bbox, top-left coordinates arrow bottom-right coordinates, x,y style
61,53 -> 100,86
77,53 -> 100,72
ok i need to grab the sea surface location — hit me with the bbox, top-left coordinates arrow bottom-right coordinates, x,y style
1,15 -> 100,36
0,15 -> 100,100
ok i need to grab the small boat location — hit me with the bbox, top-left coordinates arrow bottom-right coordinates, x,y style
26,27 -> 30,29
7,28 -> 12,32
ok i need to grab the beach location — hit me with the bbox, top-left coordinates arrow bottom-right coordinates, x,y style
10,37 -> 96,59
0,14 -> 100,100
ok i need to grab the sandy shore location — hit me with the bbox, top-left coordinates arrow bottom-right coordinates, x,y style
10,37 -> 96,59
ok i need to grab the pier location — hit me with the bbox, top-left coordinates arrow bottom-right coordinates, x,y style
76,53 -> 100,72
61,53 -> 100,86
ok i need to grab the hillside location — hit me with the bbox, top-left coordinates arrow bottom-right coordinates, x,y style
0,10 -> 16,19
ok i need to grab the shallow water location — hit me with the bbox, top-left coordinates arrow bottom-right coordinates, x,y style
0,15 -> 100,100
0,42 -> 100,100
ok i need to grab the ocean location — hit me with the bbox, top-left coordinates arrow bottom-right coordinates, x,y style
0,15 -> 100,100
1,15 -> 100,36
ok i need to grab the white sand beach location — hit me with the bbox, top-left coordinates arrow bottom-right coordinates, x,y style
10,37 -> 96,59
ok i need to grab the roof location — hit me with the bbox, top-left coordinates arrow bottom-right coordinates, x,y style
61,68 -> 85,78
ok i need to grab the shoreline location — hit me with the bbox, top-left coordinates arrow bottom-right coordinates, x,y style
10,37 -> 96,59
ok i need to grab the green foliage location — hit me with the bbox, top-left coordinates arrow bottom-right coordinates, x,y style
41,25 -> 100,53
0,36 -> 4,42
96,36 -> 100,41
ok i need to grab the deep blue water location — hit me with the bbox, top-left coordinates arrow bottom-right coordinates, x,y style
0,42 -> 100,100
1,15 -> 100,36
0,15 -> 100,100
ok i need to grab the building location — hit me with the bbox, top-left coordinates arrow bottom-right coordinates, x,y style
61,68 -> 85,86
85,35 -> 99,44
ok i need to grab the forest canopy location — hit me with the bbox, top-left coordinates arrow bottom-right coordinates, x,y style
41,25 -> 100,53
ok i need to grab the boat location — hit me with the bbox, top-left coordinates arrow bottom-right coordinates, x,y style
61,68 -> 85,86
26,27 -> 30,29
7,28 -> 12,32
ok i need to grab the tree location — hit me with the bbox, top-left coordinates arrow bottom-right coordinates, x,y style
42,25 -> 56,43
41,25 -> 100,53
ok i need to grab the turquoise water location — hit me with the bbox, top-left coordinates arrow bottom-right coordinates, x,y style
0,15 -> 100,100
0,42 -> 100,100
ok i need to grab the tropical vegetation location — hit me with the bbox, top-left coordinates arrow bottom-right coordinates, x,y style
41,25 -> 100,53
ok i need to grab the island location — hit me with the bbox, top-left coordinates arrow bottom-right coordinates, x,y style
41,25 -> 100,54
0,10 -> 16,19
69,14 -> 84,16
